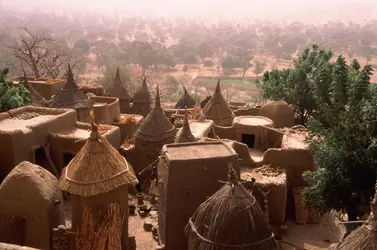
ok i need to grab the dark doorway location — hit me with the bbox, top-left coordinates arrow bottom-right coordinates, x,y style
34,146 -> 49,169
63,153 -> 74,166
241,134 -> 255,148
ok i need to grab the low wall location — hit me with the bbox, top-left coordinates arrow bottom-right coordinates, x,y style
266,127 -> 283,148
91,96 -> 121,124
234,107 -> 260,116
214,125 -> 236,140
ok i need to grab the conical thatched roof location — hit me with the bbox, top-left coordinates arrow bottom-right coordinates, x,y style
22,73 -> 47,107
46,65 -> 94,109
106,68 -> 131,100
133,86 -> 176,142
175,86 -> 196,109
59,114 -> 138,197
131,77 -> 152,104
185,166 -> 280,250
199,80 -> 235,126
175,107 -> 195,143
336,182 -> 377,250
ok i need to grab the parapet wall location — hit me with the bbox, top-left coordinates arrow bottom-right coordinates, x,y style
214,125 -> 236,140
91,96 -> 121,124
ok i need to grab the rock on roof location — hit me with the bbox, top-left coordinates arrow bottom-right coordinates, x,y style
131,77 -> 152,104
106,68 -> 131,100
46,65 -> 94,109
59,116 -> 138,197
133,86 -> 176,142
185,166 -> 280,250
199,80 -> 235,126
175,86 -> 196,109
175,108 -> 195,143
22,73 -> 47,107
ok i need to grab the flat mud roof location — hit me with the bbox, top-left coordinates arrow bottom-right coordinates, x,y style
164,141 -> 236,160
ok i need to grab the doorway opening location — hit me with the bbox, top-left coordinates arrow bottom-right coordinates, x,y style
62,152 -> 74,166
241,134 -> 255,148
34,146 -> 49,169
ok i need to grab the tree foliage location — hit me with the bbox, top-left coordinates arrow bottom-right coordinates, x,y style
0,68 -> 29,112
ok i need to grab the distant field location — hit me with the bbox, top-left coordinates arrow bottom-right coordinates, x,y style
199,78 -> 257,89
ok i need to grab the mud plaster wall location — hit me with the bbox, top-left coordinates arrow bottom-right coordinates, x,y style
29,81 -> 65,99
262,149 -> 315,186
71,185 -> 129,249
119,99 -> 131,114
0,131 -> 17,180
91,97 -> 121,124
266,127 -> 283,148
231,141 -> 256,167
234,124 -> 269,151
114,121 -> 142,144
76,108 -> 91,123
158,155 -> 239,250
234,107 -> 260,116
214,125 -> 236,140
131,103 -> 151,117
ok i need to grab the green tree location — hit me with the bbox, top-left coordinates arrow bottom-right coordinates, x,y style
252,60 -> 266,77
182,52 -> 197,65
73,38 -> 90,55
0,68 -> 29,112
302,62 -> 377,222
204,59 -> 214,68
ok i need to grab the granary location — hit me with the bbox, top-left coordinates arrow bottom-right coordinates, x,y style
174,86 -> 196,109
59,115 -> 138,249
79,82 -> 105,96
259,100 -> 295,128
0,106 -> 120,180
157,141 -> 239,249
0,161 -> 65,250
132,86 -> 176,172
20,73 -> 47,107
185,166 -> 281,250
131,77 -> 152,117
175,108 -> 196,143
199,79 -> 235,126
46,65 -> 94,122
105,68 -> 131,113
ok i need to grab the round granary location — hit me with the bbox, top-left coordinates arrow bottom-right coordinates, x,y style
259,100 -> 294,128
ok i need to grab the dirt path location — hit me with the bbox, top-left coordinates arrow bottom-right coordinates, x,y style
129,214 -> 158,250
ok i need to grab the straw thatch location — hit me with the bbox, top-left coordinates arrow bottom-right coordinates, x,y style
199,80 -> 235,126
175,107 -> 195,143
336,182 -> 377,250
59,113 -> 138,197
106,68 -> 131,100
131,77 -> 152,104
133,86 -> 176,142
185,165 -> 280,250
175,86 -> 196,109
46,65 -> 94,109
21,73 -> 47,107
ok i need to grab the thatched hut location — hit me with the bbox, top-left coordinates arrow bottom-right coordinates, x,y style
46,65 -> 94,122
259,100 -> 294,128
0,161 -> 64,250
133,86 -> 176,166
199,80 -> 235,126
106,68 -> 131,113
131,77 -> 152,117
175,86 -> 196,109
335,182 -> 377,250
58,115 -> 138,249
185,166 -> 280,250
21,73 -> 47,107
175,108 -> 195,143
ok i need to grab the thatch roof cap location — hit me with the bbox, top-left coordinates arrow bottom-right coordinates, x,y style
133,85 -> 176,142
199,80 -> 235,126
175,107 -> 195,143
59,114 -> 138,197
106,68 -> 131,100
22,73 -> 47,107
131,77 -> 152,104
46,65 -> 94,109
185,165 -> 279,250
175,86 -> 196,109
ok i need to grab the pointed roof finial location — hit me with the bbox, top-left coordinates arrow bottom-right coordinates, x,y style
64,64 -> 79,89
115,67 -> 120,80
228,163 -> 239,185
155,85 -> 161,109
89,110 -> 100,140
215,79 -> 221,94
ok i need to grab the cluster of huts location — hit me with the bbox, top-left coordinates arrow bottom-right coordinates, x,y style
0,66 -> 370,250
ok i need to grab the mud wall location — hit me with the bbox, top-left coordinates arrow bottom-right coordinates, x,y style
266,127 -> 283,148
71,185 -> 129,249
119,99 -> 131,114
76,108 -> 91,123
91,96 -> 121,124
0,131 -> 17,180
131,103 -> 151,117
234,107 -> 260,116
214,125 -> 236,140
159,154 -> 239,250
29,81 -> 65,99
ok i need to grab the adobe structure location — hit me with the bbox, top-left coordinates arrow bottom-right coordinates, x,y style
175,108 -> 196,143
11,77 -> 66,100
0,161 -> 64,250
157,141 -> 239,250
105,68 -> 132,113
185,166 -> 280,250
79,82 -> 105,96
131,77 -> 152,117
59,116 -> 138,249
20,73 -> 47,107
0,105 -> 120,180
174,86 -> 196,109
131,86 -> 176,173
199,80 -> 235,126
259,100 -> 295,128
46,65 -> 94,123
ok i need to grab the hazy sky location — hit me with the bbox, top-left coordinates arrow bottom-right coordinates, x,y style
3,0 -> 376,21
